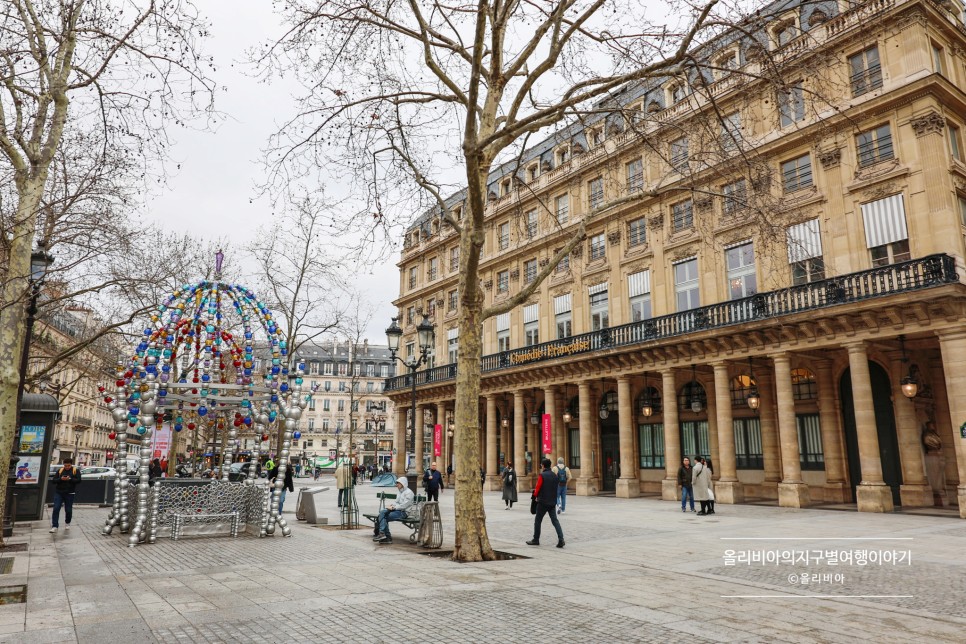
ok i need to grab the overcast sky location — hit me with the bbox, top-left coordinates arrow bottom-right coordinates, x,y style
144,1 -> 399,342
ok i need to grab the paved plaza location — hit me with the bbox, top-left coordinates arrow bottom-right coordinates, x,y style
1,480 -> 963,643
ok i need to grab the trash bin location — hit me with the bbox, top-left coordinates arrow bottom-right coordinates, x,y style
298,487 -> 329,524
417,501 -> 442,549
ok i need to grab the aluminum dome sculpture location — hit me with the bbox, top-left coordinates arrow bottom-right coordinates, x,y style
101,252 -> 316,545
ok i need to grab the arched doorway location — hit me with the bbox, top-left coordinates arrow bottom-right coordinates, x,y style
839,361 -> 903,506
599,390 -> 619,492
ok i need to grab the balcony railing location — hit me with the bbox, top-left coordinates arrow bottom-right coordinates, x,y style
384,253 -> 958,392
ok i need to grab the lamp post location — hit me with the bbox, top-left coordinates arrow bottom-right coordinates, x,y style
15,243 -> 54,439
386,314 -> 435,485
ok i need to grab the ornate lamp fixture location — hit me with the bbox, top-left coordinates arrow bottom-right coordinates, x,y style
746,358 -> 761,411
641,372 -> 653,418
501,393 -> 509,428
529,389 -> 540,425
598,380 -> 610,420
688,365 -> 704,414
899,335 -> 918,398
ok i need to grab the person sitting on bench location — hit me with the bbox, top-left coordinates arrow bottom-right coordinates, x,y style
373,477 -> 415,545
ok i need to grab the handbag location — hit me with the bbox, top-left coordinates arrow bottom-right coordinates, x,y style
530,497 -> 537,515
707,487 -> 715,501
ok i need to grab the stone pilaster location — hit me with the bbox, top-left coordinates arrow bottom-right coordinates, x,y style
713,362 -> 743,503
616,377 -> 640,498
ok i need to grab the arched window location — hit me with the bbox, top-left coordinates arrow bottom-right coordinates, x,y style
791,368 -> 818,400
678,381 -> 707,413
730,374 -> 757,407
636,386 -> 663,416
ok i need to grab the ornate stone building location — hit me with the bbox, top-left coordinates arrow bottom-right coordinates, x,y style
387,0 -> 966,516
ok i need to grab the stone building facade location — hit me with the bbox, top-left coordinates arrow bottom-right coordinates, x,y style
387,0 -> 966,516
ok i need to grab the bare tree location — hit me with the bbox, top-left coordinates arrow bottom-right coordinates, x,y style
260,0 -> 849,560
0,0 -> 216,538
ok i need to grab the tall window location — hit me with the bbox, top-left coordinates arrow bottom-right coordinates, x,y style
863,194 -> 910,267
787,219 -> 825,285
555,194 -> 569,224
525,209 -> 538,238
669,136 -> 689,171
791,368 -> 818,400
726,242 -> 757,299
524,321 -> 539,346
449,246 -> 460,272
721,112 -> 741,152
523,259 -> 537,284
407,306 -> 415,325
797,414 -> 825,470
778,81 -> 805,127
639,424 -> 665,468
324,362 -> 333,375
959,195 -> 966,227
497,270 -> 509,293
671,199 -> 693,232
448,289 -> 458,312
555,249 -> 570,274
674,259 -> 700,311
497,329 -> 510,352
849,46 -> 882,97
628,217 -> 647,248
322,419 -> 329,431
949,123 -> 962,161
426,297 -> 437,318
680,421 -> 710,458
568,427 -> 580,468
626,158 -> 644,192
447,331 -> 459,364
734,418 -> 763,469
932,42 -> 945,75
589,177 -> 604,209
380,364 -> 389,378
628,270 -> 651,321
308,418 -> 315,430
856,124 -> 894,167
427,257 -> 438,281
338,399 -> 345,412
589,232 -> 606,260
722,179 -> 747,216
310,361 -> 319,375
589,289 -> 609,330
774,21 -> 796,48
366,363 -> 374,377
781,154 -> 812,192
555,294 -> 572,339
870,240 -> 910,267
498,222 -> 510,250
408,266 -> 418,289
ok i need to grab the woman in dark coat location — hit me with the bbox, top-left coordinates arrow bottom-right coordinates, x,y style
502,462 -> 519,509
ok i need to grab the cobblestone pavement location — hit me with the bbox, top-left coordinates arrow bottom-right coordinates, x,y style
2,483 -> 964,643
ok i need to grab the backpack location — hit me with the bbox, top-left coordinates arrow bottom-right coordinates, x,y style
557,466 -> 568,487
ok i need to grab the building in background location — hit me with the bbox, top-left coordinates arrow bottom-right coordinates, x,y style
388,0 -> 966,516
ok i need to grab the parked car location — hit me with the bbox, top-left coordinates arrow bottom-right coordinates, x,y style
227,462 -> 266,482
80,466 -> 117,480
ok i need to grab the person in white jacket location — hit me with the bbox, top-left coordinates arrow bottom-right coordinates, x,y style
373,477 -> 415,544
692,457 -> 714,515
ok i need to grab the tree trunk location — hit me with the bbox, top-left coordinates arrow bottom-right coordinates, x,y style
0,179 -> 47,543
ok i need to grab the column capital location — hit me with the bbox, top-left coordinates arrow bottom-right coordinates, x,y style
711,360 -> 730,371
842,340 -> 867,353
543,384 -> 557,393
769,351 -> 792,363
616,375 -> 630,384
936,328 -> 966,343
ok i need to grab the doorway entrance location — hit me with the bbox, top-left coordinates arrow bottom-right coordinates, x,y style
600,425 -> 619,492
839,361 -> 903,506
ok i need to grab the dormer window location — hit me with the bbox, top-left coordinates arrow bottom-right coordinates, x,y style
667,81 -> 688,105
527,163 -> 539,182
588,126 -> 605,147
556,146 -> 570,166
501,178 -> 512,196
714,50 -> 739,79
772,19 -> 797,49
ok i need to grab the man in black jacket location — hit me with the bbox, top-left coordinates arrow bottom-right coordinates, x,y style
269,464 -> 295,513
49,457 -> 82,534
527,458 -> 565,548
677,457 -> 695,513
422,461 -> 443,502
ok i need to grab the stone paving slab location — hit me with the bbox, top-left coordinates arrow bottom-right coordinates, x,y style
1,481 -> 963,643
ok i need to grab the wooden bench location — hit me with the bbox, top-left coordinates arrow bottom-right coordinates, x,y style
363,491 -> 426,543
171,511 -> 240,540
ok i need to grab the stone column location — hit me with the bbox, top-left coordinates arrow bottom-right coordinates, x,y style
713,362 -> 743,503
773,353 -> 810,507
543,385 -> 557,461
485,396 -> 500,490
757,370 -> 781,499
577,381 -> 599,496
815,361 -> 848,502
936,330 -> 966,518
616,377 -> 641,498
435,401 -> 446,468
661,369 -> 681,501
393,405 -> 407,476
845,341 -> 893,512
514,390 -> 531,493
890,355 -> 932,507
413,404 -> 426,475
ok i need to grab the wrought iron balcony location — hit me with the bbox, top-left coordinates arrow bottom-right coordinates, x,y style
384,253 -> 958,392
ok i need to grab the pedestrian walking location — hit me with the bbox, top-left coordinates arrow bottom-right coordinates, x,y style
704,457 -> 716,515
501,462 -> 518,509
49,457 -> 81,533
336,461 -> 351,507
692,455 -> 713,515
423,461 -> 444,502
148,458 -> 163,485
677,457 -> 695,513
551,457 -> 571,513
526,458 -> 565,548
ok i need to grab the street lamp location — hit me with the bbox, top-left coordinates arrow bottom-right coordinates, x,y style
386,314 -> 435,482
15,243 -> 54,437
746,357 -> 761,411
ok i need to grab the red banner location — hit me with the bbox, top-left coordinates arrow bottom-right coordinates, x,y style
433,423 -> 442,457
541,413 -> 552,455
